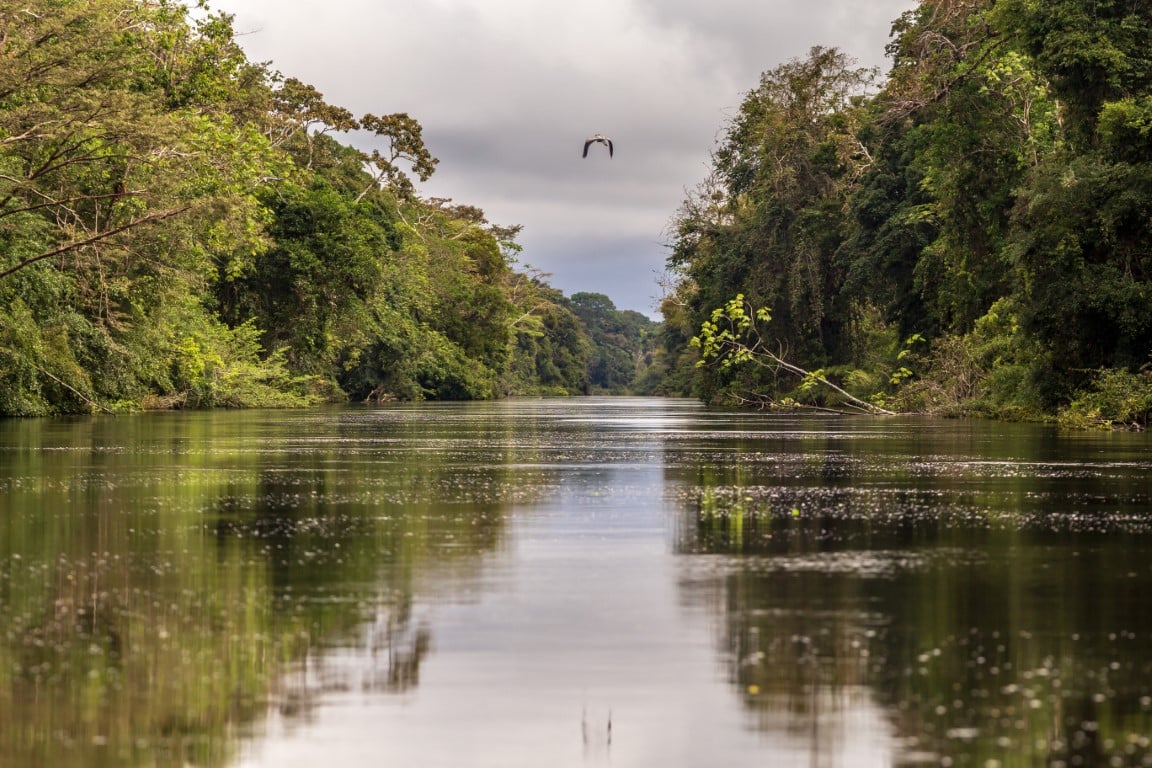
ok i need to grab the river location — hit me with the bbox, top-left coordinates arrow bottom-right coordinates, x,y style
2,397 -> 1151,767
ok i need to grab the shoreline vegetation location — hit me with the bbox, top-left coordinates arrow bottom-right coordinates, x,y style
660,1 -> 1152,432
0,0 -> 659,416
2,0 -> 1150,430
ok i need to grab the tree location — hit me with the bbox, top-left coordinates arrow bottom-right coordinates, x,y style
0,1 -> 279,281
691,295 -> 895,414
0,0 -> 188,280
570,292 -> 659,392
219,178 -> 390,373
507,290 -> 592,395
664,46 -> 879,402
843,0 -> 1060,337
0,0 -> 285,413
0,0 -> 628,413
1007,154 -> 1152,404
994,0 -> 1152,149
988,0 -> 1152,404
356,113 -> 439,200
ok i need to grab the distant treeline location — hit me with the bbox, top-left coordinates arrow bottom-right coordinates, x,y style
0,0 -> 660,416
653,0 -> 1152,428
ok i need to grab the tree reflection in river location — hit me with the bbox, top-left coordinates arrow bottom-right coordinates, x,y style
677,418 -> 1152,767
0,408 -> 523,767
2,401 -> 1152,767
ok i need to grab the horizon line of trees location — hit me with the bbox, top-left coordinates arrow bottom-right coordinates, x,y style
0,0 -> 658,417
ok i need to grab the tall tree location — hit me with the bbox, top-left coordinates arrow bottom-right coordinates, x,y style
665,47 -> 877,400
0,0 -> 630,414
842,0 -> 1059,335
994,0 -> 1152,403
0,0 -> 284,413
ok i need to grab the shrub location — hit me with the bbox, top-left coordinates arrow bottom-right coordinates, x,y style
1058,368 -> 1152,430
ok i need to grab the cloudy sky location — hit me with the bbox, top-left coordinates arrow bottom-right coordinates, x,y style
211,0 -> 916,318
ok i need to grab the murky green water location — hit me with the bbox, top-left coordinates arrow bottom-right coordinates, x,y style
2,397 -> 1152,767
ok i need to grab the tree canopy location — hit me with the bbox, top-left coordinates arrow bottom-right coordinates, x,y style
0,0 -> 651,415
660,0 -> 1152,426
8,0 -> 1149,426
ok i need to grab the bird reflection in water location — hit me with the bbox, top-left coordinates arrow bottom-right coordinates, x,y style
582,704 -> 612,760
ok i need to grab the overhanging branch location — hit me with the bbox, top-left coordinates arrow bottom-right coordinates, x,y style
0,206 -> 190,279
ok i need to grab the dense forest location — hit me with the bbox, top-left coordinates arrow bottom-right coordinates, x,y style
0,0 -> 658,416
4,0 -> 1151,426
656,0 -> 1152,427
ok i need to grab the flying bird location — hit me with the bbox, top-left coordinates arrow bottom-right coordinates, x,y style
583,134 -> 613,158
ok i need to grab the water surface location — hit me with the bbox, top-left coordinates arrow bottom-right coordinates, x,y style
2,398 -> 1152,767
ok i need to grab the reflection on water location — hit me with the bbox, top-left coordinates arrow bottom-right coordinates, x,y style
1,399 -> 1151,766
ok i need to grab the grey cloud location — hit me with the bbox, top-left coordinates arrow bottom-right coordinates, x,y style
632,0 -> 911,75
519,233 -> 673,315
216,0 -> 915,318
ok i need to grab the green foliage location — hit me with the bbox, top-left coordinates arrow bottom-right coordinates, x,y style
661,0 -> 1152,420
1098,96 -> 1152,162
358,112 -> 440,198
340,304 -> 499,402
690,295 -> 770,371
569,292 -> 660,393
668,47 -> 879,380
31,0 -> 1152,421
218,178 -> 393,378
995,0 -> 1152,147
156,319 -> 323,410
1058,368 -> 1152,430
0,299 -> 81,416
1008,154 -> 1152,404
838,122 -> 940,338
691,295 -> 893,414
0,0 -> 636,415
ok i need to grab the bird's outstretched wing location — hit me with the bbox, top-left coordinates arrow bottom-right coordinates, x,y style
582,135 -> 614,158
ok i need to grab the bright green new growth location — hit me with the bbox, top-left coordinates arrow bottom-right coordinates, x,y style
692,295 -> 895,415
